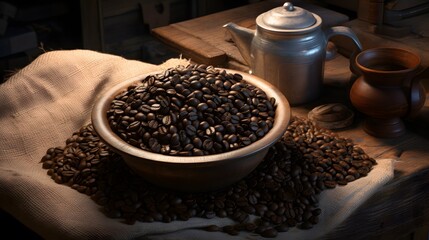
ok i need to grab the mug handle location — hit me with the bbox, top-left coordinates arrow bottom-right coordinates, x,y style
324,26 -> 363,76
408,66 -> 429,117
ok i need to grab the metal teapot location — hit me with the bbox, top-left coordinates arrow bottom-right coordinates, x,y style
224,2 -> 363,105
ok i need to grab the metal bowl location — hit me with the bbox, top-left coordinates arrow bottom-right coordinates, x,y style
91,68 -> 291,192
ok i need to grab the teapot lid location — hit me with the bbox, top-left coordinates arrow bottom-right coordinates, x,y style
258,2 -> 316,31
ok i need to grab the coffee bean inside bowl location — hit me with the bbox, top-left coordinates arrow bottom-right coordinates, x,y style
107,64 -> 276,156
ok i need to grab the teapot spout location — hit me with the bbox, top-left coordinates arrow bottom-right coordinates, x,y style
223,22 -> 254,66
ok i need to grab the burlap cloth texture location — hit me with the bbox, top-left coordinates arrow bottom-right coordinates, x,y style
0,50 -> 395,240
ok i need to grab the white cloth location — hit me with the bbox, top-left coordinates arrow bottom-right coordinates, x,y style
0,50 -> 395,240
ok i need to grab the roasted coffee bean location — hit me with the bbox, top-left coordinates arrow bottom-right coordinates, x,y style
260,227 -> 278,238
275,224 -> 289,232
345,175 -> 356,182
41,116 -> 376,239
202,139 -> 214,150
223,225 -> 239,236
185,125 -> 197,136
299,221 -> 313,229
106,64 -> 276,156
204,225 -> 221,232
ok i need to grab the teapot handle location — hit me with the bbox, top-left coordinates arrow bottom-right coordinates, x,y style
408,66 -> 429,118
324,26 -> 363,76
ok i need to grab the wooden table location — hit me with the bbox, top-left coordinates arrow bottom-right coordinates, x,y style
152,0 -> 349,71
152,1 -> 429,239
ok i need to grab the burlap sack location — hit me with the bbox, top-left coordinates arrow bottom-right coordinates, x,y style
0,50 -> 394,240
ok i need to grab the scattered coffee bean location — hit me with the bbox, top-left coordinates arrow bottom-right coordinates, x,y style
40,116 -> 376,238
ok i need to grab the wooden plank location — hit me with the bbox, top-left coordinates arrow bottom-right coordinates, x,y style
80,0 -> 104,51
169,0 -> 285,65
151,25 -> 227,66
101,0 -> 140,18
342,19 -> 429,65
153,0 -> 350,67
101,0 -> 184,18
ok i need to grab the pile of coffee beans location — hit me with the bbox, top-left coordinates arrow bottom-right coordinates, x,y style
107,64 -> 276,156
41,117 -> 376,238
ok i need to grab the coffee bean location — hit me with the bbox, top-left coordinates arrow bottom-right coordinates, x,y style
223,225 -> 239,236
345,175 -> 356,182
299,221 -> 313,229
275,224 -> 289,232
41,116 -> 376,239
260,227 -> 278,238
185,125 -> 197,136
324,180 -> 337,189
202,139 -> 214,151
106,65 -> 277,156
204,225 -> 221,232
197,103 -> 209,112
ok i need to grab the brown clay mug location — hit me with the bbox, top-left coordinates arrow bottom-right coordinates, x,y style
350,47 -> 429,138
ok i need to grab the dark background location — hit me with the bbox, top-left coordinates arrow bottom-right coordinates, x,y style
0,0 -> 254,83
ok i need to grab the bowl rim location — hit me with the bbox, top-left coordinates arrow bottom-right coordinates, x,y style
91,68 -> 291,164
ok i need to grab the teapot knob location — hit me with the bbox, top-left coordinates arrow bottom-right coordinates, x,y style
283,2 -> 295,11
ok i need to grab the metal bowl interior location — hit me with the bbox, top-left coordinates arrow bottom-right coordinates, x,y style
91,68 -> 291,192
